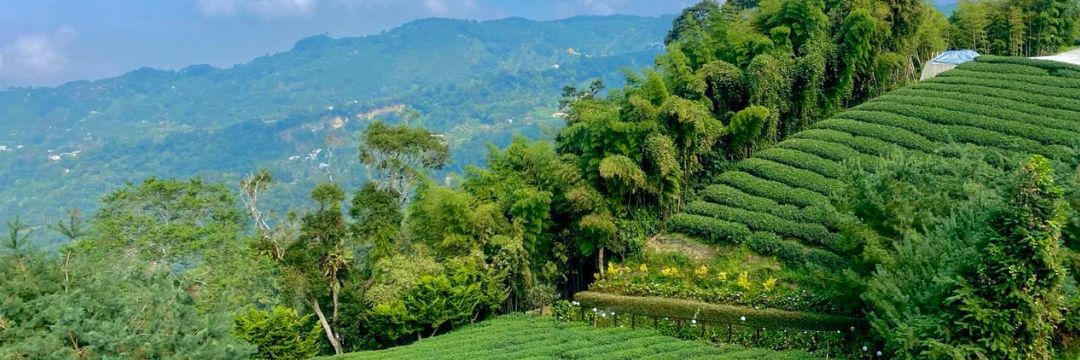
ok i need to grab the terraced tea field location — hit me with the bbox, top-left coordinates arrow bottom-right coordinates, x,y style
670,56 -> 1080,270
329,316 -> 813,360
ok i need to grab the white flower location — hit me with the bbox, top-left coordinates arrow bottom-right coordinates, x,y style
690,319 -> 696,324
876,351 -> 883,356
739,316 -> 746,322
592,308 -> 597,312
862,346 -> 868,352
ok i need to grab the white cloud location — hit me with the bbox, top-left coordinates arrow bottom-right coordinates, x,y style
197,0 -> 318,18
577,0 -> 622,15
332,0 -> 479,15
0,25 -> 78,80
198,0 -> 485,18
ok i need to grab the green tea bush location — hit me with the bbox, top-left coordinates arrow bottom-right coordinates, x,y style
858,101 -> 1080,146
975,55 -> 1080,73
942,69 -> 1080,92
877,93 -> 1080,134
700,184 -> 807,223
716,171 -> 830,208
668,213 -> 751,243
786,128 -> 894,157
777,136 -> 867,160
746,232 -> 807,266
685,201 -> 834,248
814,117 -> 936,151
574,292 -> 861,332
929,76 -> 1080,108
956,61 -> 1049,76
891,88 -> 1080,125
912,82 -> 1080,113
737,158 -> 846,196
755,148 -> 846,179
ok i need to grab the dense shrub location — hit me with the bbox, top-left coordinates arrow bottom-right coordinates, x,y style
956,61 -> 1049,76
814,117 -> 936,151
737,158 -> 846,196
912,82 -> 1080,113
892,88 -> 1080,125
858,100 -> 1080,146
755,148 -> 846,179
574,292 -> 861,332
685,201 -> 834,248
667,213 -> 751,244
234,307 -> 322,360
878,93 -> 1080,134
716,171 -> 830,208
700,184 -> 807,223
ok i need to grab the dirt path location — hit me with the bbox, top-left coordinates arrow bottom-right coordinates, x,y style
1034,48 -> 1080,66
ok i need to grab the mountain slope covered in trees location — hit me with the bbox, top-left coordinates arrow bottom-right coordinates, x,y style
0,15 -> 672,246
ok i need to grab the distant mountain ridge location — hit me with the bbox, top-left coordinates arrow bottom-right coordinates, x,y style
0,15 -> 673,245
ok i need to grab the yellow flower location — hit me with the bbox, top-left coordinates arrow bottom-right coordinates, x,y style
639,263 -> 648,274
717,272 -> 728,281
660,267 -> 680,277
607,263 -> 620,276
763,277 -> 778,292
695,265 -> 709,277
737,272 -> 751,290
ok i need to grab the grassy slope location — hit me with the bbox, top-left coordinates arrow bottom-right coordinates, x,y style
670,56 -> 1080,284
328,315 -> 814,360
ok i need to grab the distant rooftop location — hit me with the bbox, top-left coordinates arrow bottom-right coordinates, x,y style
930,50 -> 980,65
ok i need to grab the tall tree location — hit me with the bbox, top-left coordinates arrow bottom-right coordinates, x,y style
359,121 -> 450,207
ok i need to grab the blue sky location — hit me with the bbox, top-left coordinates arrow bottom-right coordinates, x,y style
0,0 -> 694,88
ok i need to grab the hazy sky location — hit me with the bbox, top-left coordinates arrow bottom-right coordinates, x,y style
0,0 -> 694,88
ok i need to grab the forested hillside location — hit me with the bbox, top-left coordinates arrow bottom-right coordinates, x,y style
0,15 -> 671,246
3,0 -> 1080,359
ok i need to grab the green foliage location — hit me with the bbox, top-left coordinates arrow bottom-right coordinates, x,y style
331,315 -> 814,360
363,255 -> 506,346
0,15 -> 674,248
87,177 -> 246,267
942,156 -> 1068,358
949,0 -> 1080,56
234,307 -> 322,360
360,121 -> 450,206
0,251 -> 254,359
853,153 -> 1073,358
575,291 -> 859,332
668,213 -> 751,243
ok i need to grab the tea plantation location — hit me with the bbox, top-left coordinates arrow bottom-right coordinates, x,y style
328,316 -> 813,360
670,56 -> 1080,270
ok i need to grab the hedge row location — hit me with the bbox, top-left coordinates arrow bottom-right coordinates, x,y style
812,117 -> 936,151
892,87 -> 1080,125
877,93 -> 1080,134
911,82 -> 1080,114
755,147 -> 846,179
857,100 -> 1080,146
685,201 -> 835,247
1057,68 -> 1080,79
787,130 -> 897,159
717,171 -> 830,208
746,232 -> 849,271
701,184 -> 806,223
941,69 -> 1080,93
975,55 -> 1080,74
955,61 -> 1049,76
574,292 -> 862,332
737,158 -> 846,196
836,109 -> 1072,159
776,136 -> 866,161
667,213 -> 751,244
928,76 -> 1080,109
